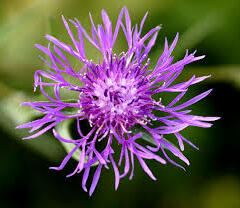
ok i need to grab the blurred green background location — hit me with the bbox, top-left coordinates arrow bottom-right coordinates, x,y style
0,0 -> 239,207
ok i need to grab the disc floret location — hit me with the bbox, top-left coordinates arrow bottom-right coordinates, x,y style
80,55 -> 153,134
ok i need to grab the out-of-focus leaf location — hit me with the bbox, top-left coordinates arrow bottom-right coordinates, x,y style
0,0 -> 61,91
174,12 -> 224,57
0,82 -> 63,161
187,65 -> 240,88
55,119 -> 83,162
44,15 -> 55,68
150,11 -> 223,60
0,0 -> 59,45
141,131 -> 156,145
55,118 -> 98,166
131,125 -> 155,145
132,125 -> 176,148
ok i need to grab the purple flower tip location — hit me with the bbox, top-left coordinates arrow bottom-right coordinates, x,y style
17,7 -> 219,195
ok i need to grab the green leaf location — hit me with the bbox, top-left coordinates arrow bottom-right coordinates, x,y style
131,125 -> 156,146
187,65 -> 240,88
0,83 -> 64,161
150,11 -> 224,61
55,119 -> 98,166
0,0 -> 59,46
55,119 -> 83,162
174,12 -> 224,57
0,82 -> 92,164
44,15 -> 55,68
132,125 -> 177,149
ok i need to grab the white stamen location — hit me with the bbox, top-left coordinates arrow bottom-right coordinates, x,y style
120,123 -> 132,133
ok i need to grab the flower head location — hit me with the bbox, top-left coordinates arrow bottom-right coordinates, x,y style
17,7 -> 220,195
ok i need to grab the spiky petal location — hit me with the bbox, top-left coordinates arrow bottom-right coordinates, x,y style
17,7 -> 220,195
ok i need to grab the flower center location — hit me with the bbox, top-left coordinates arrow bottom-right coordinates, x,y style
80,58 -> 153,131
92,77 -> 138,115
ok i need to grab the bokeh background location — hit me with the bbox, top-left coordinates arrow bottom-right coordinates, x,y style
0,0 -> 239,207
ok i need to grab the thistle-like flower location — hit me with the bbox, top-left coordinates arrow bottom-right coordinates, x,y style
17,7 -> 219,195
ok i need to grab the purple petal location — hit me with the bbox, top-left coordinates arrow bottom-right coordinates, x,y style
110,155 -> 120,190
171,89 -> 212,111
89,164 -> 103,196
136,155 -> 156,180
160,138 -> 190,165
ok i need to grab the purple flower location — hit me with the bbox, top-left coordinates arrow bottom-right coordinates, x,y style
17,7 -> 219,195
